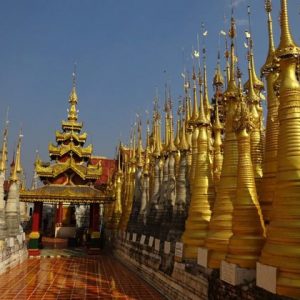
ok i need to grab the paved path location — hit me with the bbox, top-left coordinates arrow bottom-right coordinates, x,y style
0,254 -> 166,300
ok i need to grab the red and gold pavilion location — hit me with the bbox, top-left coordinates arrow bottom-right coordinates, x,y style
20,74 -> 115,255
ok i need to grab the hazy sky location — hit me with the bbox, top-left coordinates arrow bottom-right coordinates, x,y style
0,0 -> 299,186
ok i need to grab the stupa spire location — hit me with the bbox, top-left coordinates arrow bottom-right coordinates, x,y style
189,68 -> 200,188
167,99 -> 177,153
153,97 -> 162,158
276,0 -> 299,58
190,68 -> 199,123
259,1 -> 300,298
205,10 -> 239,269
225,93 -> 265,268
260,0 -> 280,223
174,113 -> 181,148
212,101 -> 223,185
10,131 -> 23,182
225,14 -> 238,96
0,115 -> 9,173
213,51 -> 225,88
178,118 -> 189,152
202,25 -> 211,122
244,6 -> 264,94
136,118 -> 144,167
182,81 -> 214,259
261,0 -> 276,74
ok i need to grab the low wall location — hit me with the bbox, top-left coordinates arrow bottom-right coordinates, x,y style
0,235 -> 28,274
113,234 -> 293,300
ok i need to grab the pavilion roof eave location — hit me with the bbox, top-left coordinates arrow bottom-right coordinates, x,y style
20,184 -> 115,204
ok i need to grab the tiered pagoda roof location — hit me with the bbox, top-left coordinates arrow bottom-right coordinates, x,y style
36,73 -> 102,185
21,73 -> 114,204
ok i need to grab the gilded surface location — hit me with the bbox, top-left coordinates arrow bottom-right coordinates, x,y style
204,17 -> 238,269
181,97 -> 213,260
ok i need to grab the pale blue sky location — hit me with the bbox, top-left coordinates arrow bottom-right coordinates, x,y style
0,0 -> 299,185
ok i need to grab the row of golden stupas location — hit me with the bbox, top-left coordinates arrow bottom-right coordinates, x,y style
106,0 -> 300,298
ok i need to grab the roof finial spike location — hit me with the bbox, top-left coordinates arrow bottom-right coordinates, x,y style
72,63 -> 77,88
68,66 -> 79,122
277,0 -> 299,57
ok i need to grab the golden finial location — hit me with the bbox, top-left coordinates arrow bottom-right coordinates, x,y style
276,0 -> 299,58
175,118 -> 181,148
175,102 -> 182,147
190,67 -> 199,123
145,117 -> 151,152
244,5 -> 261,98
213,51 -> 225,87
265,0 -> 272,12
213,100 -> 223,131
244,6 -> 264,93
117,141 -> 122,172
10,130 -> 23,182
223,30 -> 230,87
201,23 -> 211,121
34,148 -> 41,166
225,12 -> 238,97
32,150 -> 40,189
143,120 -> 151,174
132,124 -> 137,164
197,84 -> 208,126
0,110 -> 9,172
237,66 -> 243,95
136,117 -> 144,167
163,85 -> 171,152
247,52 -> 260,104
178,118 -> 189,151
262,0 -> 276,74
167,100 -> 177,152
68,65 -> 79,122
203,59 -> 211,121
153,99 -> 162,157
16,129 -> 23,174
183,75 -> 191,123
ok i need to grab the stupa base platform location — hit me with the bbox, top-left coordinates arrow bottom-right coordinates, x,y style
220,260 -> 256,286
256,262 -> 277,294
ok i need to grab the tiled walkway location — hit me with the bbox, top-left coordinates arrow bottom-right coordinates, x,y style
0,255 -> 166,300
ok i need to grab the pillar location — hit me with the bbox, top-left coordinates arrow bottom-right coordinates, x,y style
56,202 -> 63,226
88,203 -> 101,250
28,201 -> 43,256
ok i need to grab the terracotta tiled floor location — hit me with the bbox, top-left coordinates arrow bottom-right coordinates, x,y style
0,255 -> 166,300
